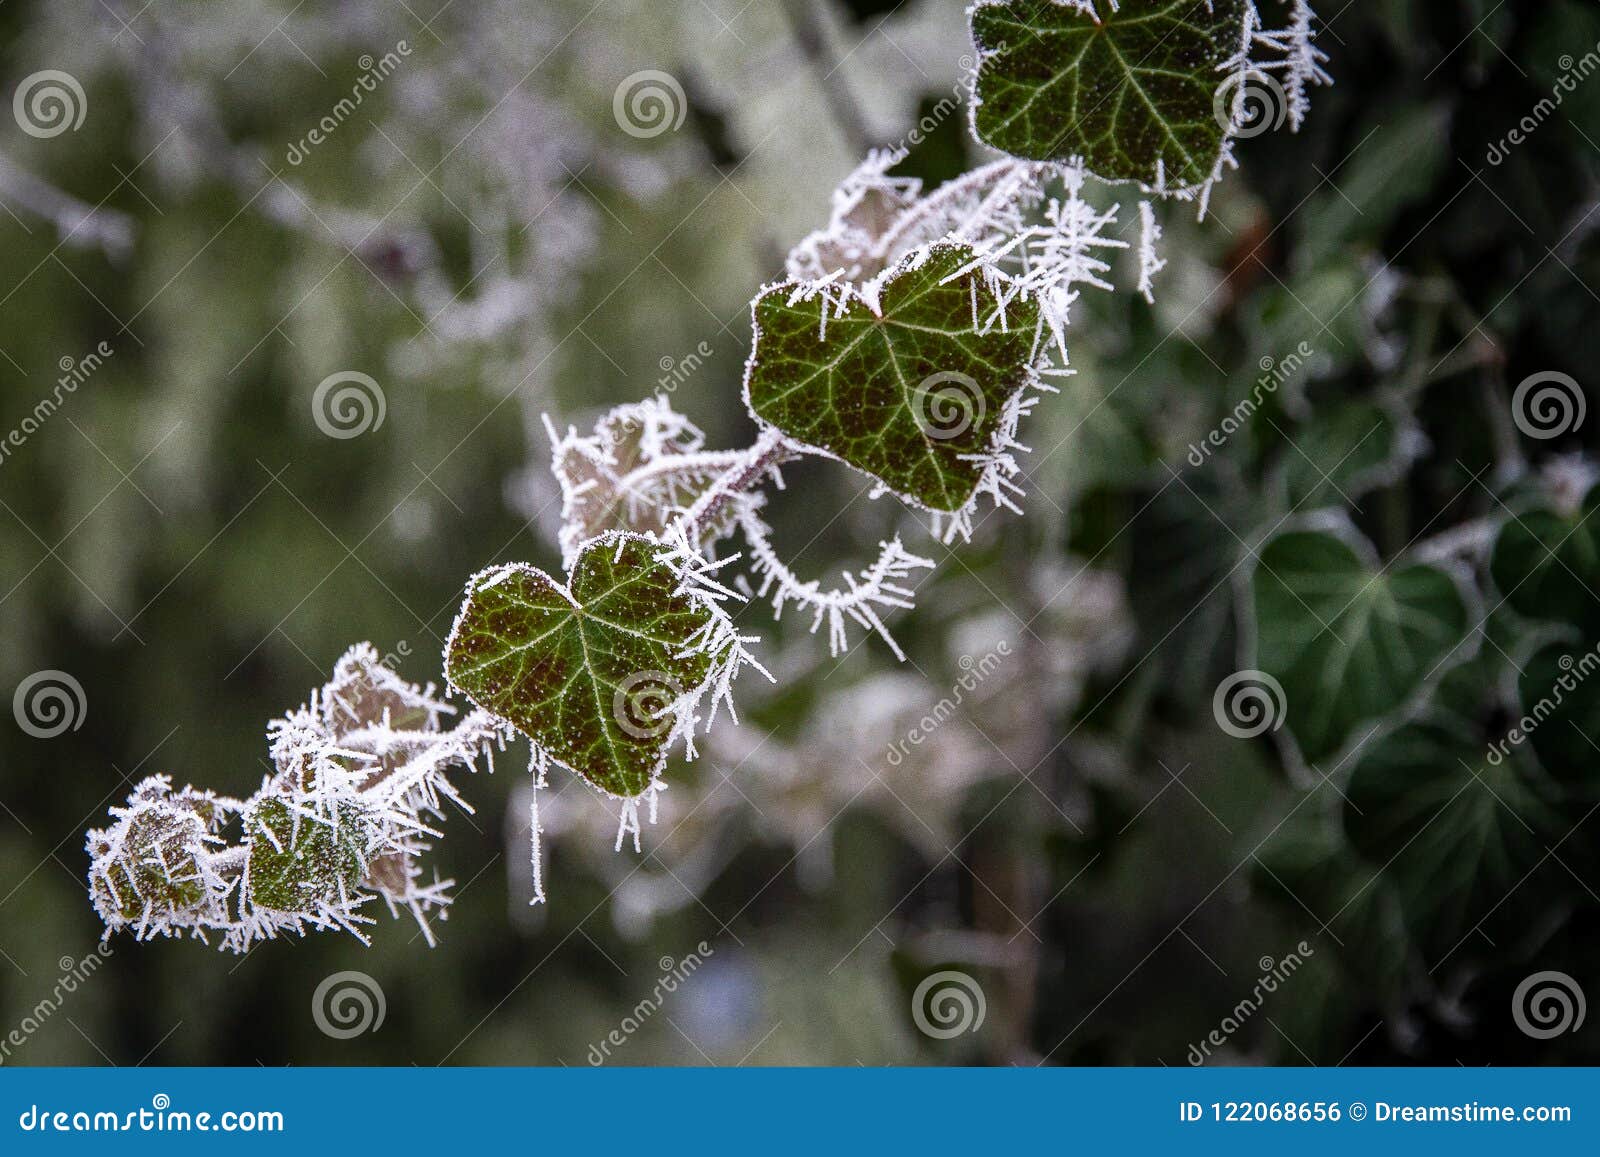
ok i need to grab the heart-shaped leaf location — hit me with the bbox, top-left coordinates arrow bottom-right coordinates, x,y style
1344,659 -> 1562,958
1252,526 -> 1469,762
743,244 -> 1041,513
444,532 -> 716,798
969,0 -> 1246,187
1490,483 -> 1600,639
1280,400 -> 1421,510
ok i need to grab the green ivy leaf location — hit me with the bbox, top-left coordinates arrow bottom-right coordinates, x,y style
743,244 -> 1040,513
1514,642 -> 1600,795
91,800 -> 211,921
246,797 -> 369,912
1344,683 -> 1560,958
1281,400 -> 1418,510
1489,484 -> 1600,639
444,532 -> 715,798
968,0 -> 1245,186
1252,807 -> 1416,995
1253,527 -> 1469,762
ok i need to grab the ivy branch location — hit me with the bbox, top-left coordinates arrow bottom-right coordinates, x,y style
85,0 -> 1331,950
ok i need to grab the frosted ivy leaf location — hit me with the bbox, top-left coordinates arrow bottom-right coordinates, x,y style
743,243 -> 1043,515
245,796 -> 370,911
969,0 -> 1247,188
86,643 -> 503,952
547,397 -> 737,568
86,778 -> 237,930
445,532 -> 728,799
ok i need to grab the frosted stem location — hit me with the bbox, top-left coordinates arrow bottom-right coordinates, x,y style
674,427 -> 794,542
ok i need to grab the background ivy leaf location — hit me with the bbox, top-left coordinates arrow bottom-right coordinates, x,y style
1515,642 -> 1600,796
1280,399 -> 1420,510
1253,527 -> 1469,762
1490,484 -> 1600,639
1343,688 -> 1561,961
969,0 -> 1246,185
743,244 -> 1040,513
444,533 -> 714,798
1251,806 -> 1418,996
